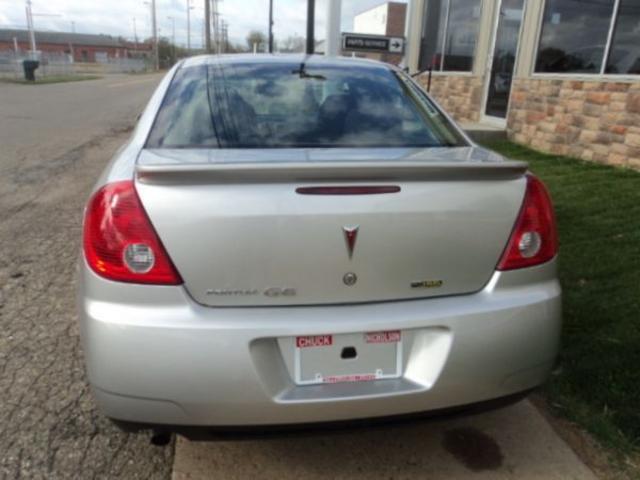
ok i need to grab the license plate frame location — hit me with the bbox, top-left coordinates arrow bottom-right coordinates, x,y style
293,331 -> 402,385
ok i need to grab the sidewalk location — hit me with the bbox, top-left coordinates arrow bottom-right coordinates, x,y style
172,400 -> 598,480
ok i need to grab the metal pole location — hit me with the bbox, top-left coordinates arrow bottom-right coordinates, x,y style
167,17 -> 174,61
402,0 -> 419,73
26,0 -> 37,57
133,18 -> 138,50
186,0 -> 191,51
204,0 -> 211,52
325,0 -> 341,56
268,0 -> 274,53
220,20 -> 227,53
151,0 -> 159,69
212,0 -> 220,54
306,0 -> 315,55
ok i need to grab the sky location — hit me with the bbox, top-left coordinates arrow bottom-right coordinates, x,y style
0,0 -> 405,48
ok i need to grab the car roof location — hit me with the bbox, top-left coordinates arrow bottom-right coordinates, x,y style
180,53 -> 396,72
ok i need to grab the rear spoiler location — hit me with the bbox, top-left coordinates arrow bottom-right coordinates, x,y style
136,161 -> 528,184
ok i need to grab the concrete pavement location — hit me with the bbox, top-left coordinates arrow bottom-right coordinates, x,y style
172,400 -> 598,480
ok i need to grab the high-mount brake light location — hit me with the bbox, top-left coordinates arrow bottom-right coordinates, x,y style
83,181 -> 182,285
497,174 -> 558,271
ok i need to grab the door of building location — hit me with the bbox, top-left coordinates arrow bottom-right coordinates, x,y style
483,0 -> 526,122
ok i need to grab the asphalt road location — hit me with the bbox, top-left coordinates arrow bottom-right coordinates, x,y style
0,74 -> 172,479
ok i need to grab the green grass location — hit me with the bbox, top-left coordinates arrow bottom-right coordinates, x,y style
0,75 -> 102,85
486,141 -> 640,457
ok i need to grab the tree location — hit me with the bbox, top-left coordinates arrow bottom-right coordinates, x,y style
278,34 -> 305,53
156,37 -> 191,68
226,42 -> 249,54
246,30 -> 267,52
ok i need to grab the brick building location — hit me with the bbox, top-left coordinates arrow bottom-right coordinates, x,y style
352,2 -> 407,65
0,29 -> 151,63
403,0 -> 640,168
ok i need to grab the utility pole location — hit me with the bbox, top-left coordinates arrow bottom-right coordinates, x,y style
25,0 -> 37,58
24,3 -> 61,60
204,0 -> 211,52
306,0 -> 315,55
69,21 -> 75,61
325,0 -> 341,56
186,0 -> 193,51
268,0 -> 274,53
167,16 -> 176,62
133,17 -> 138,50
212,0 -> 220,54
151,0 -> 159,70
221,20 -> 228,53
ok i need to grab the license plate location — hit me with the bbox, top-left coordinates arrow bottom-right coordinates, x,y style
294,331 -> 402,385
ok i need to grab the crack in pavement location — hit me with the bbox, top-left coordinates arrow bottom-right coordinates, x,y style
0,129 -> 174,479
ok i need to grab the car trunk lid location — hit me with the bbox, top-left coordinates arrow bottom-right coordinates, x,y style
135,147 -> 527,307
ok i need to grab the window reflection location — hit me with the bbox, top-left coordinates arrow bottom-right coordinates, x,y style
146,64 -> 466,149
606,0 -> 640,74
443,0 -> 483,71
146,67 -> 218,148
535,0 -> 616,74
420,0 -> 448,70
419,0 -> 482,72
485,0 -> 525,118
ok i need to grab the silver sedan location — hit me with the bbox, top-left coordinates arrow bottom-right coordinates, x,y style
78,54 -> 561,435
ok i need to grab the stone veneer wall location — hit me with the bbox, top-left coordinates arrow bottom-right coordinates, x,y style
417,74 -> 484,124
508,78 -> 640,168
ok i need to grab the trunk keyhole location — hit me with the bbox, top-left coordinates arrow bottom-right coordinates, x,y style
341,346 -> 357,359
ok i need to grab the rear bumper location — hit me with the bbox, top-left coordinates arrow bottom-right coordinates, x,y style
110,389 -> 534,439
78,260 -> 561,427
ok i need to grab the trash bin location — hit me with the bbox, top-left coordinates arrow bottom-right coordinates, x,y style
22,60 -> 40,81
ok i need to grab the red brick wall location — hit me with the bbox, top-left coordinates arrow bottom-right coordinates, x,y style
351,2 -> 407,66
385,3 -> 407,37
0,40 -> 127,63
380,2 -> 407,65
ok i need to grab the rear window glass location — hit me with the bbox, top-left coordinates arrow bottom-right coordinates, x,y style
146,61 -> 466,149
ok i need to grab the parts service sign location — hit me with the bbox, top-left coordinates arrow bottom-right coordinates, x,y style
342,33 -> 405,54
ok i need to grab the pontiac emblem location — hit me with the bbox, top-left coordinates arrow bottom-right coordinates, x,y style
343,225 -> 359,259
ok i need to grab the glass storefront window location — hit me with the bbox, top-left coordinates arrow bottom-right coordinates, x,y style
419,0 -> 483,72
606,0 -> 640,74
535,0 -> 616,74
535,0 -> 640,75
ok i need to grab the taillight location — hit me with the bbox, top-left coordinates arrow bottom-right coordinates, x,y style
83,180 -> 183,285
497,174 -> 558,271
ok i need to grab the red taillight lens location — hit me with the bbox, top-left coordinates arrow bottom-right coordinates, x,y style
497,174 -> 558,271
83,180 -> 183,285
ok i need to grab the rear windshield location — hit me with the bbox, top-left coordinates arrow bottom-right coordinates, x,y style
146,61 -> 467,149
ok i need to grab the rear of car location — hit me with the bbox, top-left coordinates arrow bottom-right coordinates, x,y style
78,55 -> 561,430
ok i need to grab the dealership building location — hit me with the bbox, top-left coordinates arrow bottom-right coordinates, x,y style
401,0 -> 640,167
